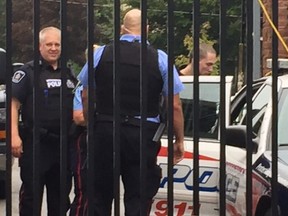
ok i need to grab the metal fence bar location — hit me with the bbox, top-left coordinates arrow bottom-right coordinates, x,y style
219,0 -> 227,215
167,1 -> 175,215
87,0 -> 95,215
4,1 -> 282,216
140,2 -> 148,216
192,0 -> 200,214
5,0 -> 12,214
113,1 -> 121,215
32,0 -> 41,215
60,0 -> 69,215
245,0 -> 253,215
271,0 -> 279,215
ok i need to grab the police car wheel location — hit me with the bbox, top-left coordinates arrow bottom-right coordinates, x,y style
0,180 -> 5,199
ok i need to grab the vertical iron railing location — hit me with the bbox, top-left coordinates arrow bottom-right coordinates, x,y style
245,0 -> 253,215
167,1 -> 175,215
5,0 -> 12,215
241,0 -> 247,85
271,0 -> 279,215
32,0 -> 41,215
192,0 -> 200,215
60,1 -> 69,215
140,2 -> 148,216
112,1 -> 121,215
4,1 -> 283,216
219,0 -> 227,215
87,0 -> 95,215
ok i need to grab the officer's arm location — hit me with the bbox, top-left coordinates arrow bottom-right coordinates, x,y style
168,94 -> 185,164
73,110 -> 85,126
179,63 -> 192,76
11,98 -> 23,157
81,87 -> 88,124
171,94 -> 184,143
11,98 -> 21,136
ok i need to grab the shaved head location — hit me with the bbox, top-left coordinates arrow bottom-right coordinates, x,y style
121,9 -> 147,35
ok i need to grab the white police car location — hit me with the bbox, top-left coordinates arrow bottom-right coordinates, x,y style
152,75 -> 234,215
225,74 -> 288,215
152,74 -> 288,215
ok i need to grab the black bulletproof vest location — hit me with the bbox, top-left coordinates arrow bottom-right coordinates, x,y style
95,41 -> 163,117
22,61 -> 76,132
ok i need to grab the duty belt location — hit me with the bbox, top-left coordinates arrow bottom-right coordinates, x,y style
95,113 -> 159,128
19,124 -> 60,140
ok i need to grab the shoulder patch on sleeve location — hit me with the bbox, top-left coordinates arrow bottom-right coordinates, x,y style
12,70 -> 26,83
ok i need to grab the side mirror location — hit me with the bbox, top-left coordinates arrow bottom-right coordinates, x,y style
0,48 -> 6,84
225,125 -> 258,153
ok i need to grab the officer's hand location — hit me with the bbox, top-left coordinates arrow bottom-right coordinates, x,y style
173,141 -> 184,165
11,135 -> 23,158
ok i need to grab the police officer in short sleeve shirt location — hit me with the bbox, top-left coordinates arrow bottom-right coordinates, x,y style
11,26 -> 76,216
78,9 -> 185,216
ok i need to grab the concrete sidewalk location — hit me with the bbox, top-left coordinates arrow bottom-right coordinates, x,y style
0,160 -> 52,215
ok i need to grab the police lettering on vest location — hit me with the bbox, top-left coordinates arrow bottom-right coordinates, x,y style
17,60 -> 77,131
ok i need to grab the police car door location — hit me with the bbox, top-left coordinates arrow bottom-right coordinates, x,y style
153,75 -> 233,216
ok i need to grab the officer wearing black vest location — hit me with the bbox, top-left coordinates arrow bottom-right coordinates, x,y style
11,26 -> 76,216
78,9 -> 185,216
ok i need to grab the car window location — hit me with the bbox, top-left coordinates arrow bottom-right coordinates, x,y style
231,80 -> 265,125
180,82 -> 220,139
237,84 -> 271,135
278,89 -> 288,146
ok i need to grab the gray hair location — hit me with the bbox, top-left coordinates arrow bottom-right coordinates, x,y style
39,26 -> 61,43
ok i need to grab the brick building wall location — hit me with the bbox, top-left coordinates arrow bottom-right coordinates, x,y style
262,0 -> 288,75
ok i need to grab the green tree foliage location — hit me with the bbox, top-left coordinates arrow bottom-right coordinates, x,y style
175,22 -> 217,68
0,0 -> 242,74
10,0 -> 98,66
123,0 -> 242,74
6,0 -> 120,67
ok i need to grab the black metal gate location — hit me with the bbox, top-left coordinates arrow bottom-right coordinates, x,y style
1,0 -> 283,216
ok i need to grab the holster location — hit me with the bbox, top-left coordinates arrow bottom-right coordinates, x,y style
19,123 -> 60,141
152,123 -> 166,142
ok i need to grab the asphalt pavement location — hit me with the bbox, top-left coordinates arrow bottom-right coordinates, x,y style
0,160 -> 125,215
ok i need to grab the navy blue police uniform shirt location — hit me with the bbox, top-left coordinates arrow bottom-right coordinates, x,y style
12,60 -> 75,104
12,60 -> 76,130
11,64 -> 32,104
